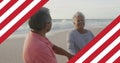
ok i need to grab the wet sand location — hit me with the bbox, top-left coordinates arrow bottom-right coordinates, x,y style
0,28 -> 103,63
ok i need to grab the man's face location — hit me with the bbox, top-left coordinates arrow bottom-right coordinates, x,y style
74,16 -> 85,30
46,21 -> 52,32
45,15 -> 52,32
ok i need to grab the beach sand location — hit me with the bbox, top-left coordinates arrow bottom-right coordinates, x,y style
0,28 -> 103,63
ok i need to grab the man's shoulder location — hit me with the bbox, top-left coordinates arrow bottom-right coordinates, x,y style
25,34 -> 45,47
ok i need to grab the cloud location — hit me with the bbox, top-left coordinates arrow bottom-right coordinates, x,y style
45,0 -> 120,19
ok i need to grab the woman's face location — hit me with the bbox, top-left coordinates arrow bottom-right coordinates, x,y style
74,16 -> 85,30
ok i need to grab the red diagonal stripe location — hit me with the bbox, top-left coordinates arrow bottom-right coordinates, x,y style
83,29 -> 120,63
0,0 -> 48,44
0,0 -> 33,30
0,0 -> 3,3
98,43 -> 120,63
113,56 -> 120,63
68,15 -> 120,63
0,0 -> 17,16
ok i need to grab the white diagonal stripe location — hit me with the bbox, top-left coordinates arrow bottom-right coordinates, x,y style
91,36 -> 120,63
0,0 -> 41,37
75,23 -> 120,63
0,0 -> 25,23
106,49 -> 120,63
0,0 -> 10,10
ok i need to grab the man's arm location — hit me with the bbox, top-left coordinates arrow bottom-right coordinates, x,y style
52,45 -> 73,60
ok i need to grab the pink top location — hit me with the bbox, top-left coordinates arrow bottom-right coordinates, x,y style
23,31 -> 57,63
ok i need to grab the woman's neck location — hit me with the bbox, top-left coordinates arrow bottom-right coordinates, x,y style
77,28 -> 86,34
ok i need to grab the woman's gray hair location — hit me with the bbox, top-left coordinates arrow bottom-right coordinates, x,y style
29,7 -> 51,31
73,11 -> 85,20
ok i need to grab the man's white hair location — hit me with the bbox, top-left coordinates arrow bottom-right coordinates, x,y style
73,11 -> 85,19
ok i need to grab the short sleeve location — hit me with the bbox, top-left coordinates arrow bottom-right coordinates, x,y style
89,30 -> 95,38
67,31 -> 76,55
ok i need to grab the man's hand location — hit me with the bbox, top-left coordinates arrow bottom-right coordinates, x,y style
53,45 -> 73,60
67,53 -> 74,60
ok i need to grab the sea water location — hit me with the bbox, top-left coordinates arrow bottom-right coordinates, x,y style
9,19 -> 113,38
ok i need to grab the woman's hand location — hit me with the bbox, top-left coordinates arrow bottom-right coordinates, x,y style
67,53 -> 74,60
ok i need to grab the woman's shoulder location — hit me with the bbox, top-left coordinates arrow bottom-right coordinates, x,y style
69,29 -> 77,34
68,29 -> 77,36
85,29 -> 92,33
85,29 -> 94,37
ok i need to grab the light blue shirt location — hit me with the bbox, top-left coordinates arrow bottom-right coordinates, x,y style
67,29 -> 94,55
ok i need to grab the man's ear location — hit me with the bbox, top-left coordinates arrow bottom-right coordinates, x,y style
45,23 -> 51,28
73,21 -> 75,24
45,23 -> 49,28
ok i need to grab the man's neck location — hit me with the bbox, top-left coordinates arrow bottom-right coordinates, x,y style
31,30 -> 46,37
39,31 -> 46,37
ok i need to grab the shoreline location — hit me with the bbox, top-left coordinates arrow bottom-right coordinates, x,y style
0,27 -> 103,63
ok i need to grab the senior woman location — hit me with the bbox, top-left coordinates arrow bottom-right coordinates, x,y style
67,12 -> 94,55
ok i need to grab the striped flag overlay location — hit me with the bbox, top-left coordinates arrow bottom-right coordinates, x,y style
0,0 -> 48,44
68,15 -> 120,63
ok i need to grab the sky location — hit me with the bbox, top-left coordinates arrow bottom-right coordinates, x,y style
44,0 -> 120,19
